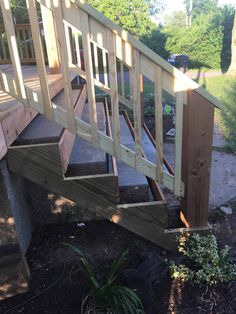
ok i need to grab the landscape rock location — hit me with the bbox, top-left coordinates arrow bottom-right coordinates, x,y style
220,206 -> 233,215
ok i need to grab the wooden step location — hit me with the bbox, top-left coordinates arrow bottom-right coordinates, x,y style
66,101 -> 108,176
0,70 -> 65,160
11,84 -> 87,174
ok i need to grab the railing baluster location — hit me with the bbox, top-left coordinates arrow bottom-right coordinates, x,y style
174,81 -> 184,196
51,2 -> 77,133
41,4 -> 60,74
93,43 -> 99,81
102,49 -> 109,86
81,12 -> 98,143
26,0 -> 53,119
132,48 -> 142,167
107,31 -> 121,158
155,66 -> 163,182
0,0 -> 26,103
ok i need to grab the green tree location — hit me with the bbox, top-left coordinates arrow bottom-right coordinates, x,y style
184,0 -> 219,22
164,11 -> 186,27
164,12 -> 224,68
141,26 -> 168,59
87,0 -> 159,37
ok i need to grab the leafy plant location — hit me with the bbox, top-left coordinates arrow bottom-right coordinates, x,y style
170,233 -> 236,286
63,243 -> 144,314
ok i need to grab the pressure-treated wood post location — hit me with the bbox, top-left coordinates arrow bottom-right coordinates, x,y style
41,5 -> 60,74
180,90 -> 214,227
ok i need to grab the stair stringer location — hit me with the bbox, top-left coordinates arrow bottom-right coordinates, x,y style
7,144 -> 177,252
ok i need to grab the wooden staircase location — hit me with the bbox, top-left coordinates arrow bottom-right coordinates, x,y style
0,0 -> 223,299
7,78 -> 176,251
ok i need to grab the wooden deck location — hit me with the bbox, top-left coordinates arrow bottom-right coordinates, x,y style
0,65 -> 64,160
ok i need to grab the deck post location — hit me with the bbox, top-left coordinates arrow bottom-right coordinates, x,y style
41,5 -> 60,74
180,89 -> 215,227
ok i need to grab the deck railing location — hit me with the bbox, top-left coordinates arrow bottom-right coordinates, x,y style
0,0 -> 221,228
0,23 -> 47,64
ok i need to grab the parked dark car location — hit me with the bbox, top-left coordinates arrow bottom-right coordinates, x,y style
167,54 -> 189,72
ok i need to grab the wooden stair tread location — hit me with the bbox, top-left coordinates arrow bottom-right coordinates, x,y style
67,102 -> 107,176
13,89 -> 82,145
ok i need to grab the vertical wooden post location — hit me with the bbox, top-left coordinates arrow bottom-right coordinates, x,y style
181,90 -> 214,227
140,74 -> 145,125
41,4 -> 60,74
0,0 -> 27,104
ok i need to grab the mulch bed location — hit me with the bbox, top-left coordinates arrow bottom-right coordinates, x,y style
1,203 -> 236,314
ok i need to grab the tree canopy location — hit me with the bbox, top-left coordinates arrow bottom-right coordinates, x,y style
87,0 -> 159,37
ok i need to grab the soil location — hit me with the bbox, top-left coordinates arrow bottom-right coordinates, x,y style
0,198 -> 236,314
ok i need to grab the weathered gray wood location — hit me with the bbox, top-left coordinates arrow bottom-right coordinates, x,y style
67,101 -> 107,176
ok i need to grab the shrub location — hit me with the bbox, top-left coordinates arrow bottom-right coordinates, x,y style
63,243 -> 144,314
170,233 -> 236,286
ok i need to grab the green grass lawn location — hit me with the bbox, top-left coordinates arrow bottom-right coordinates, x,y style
199,75 -> 236,152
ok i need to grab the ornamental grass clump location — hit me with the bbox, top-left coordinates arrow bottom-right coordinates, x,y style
63,243 -> 144,314
170,233 -> 236,286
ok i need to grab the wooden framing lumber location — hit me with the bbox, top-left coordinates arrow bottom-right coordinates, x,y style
174,82 -> 185,196
154,65 -> 163,182
7,144 -> 176,251
51,1 -> 76,132
1,106 -> 37,147
80,10 -> 98,144
59,84 -> 87,173
68,0 -> 221,108
0,0 -> 27,104
181,90 -> 215,227
27,0 -> 53,119
41,4 -> 60,74
107,31 -> 121,158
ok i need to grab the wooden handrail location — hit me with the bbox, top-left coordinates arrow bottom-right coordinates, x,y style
0,0 -> 219,227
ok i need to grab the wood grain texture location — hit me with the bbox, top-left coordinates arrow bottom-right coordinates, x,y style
154,66 -> 163,183
27,0 -> 53,119
52,1 -> 76,132
2,106 -> 37,147
7,143 -> 175,251
41,5 -> 60,74
174,83 -> 185,196
107,31 -> 121,158
116,202 -> 176,251
181,90 -> 215,227
59,85 -> 87,173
